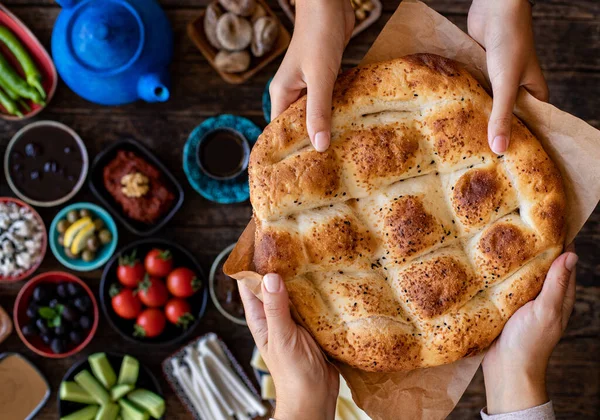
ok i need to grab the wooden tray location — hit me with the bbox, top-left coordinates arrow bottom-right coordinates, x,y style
277,0 -> 382,39
188,0 -> 291,85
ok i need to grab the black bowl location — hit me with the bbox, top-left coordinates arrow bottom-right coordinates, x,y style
100,239 -> 209,347
58,352 -> 163,419
88,138 -> 184,236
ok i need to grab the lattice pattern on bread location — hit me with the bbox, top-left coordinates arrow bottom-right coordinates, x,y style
249,54 -> 566,372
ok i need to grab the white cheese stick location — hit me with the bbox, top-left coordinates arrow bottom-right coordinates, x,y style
171,359 -> 210,419
184,349 -> 229,420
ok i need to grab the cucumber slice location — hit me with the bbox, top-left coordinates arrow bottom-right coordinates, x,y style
127,389 -> 165,419
60,381 -> 96,404
117,355 -> 139,386
95,402 -> 120,420
74,370 -> 110,405
60,405 -> 99,420
118,398 -> 149,420
89,353 -> 117,389
111,384 -> 134,401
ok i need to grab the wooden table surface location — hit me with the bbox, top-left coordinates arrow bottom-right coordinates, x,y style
0,1 -> 598,419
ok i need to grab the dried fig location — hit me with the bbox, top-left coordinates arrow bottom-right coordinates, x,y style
214,50 -> 251,73
216,13 -> 253,51
218,0 -> 256,17
251,16 -> 279,57
204,1 -> 224,49
250,4 -> 267,23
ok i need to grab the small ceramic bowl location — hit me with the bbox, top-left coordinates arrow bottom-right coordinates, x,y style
0,197 -> 47,283
4,121 -> 89,207
209,243 -> 247,326
58,352 -> 163,419
195,127 -> 250,181
14,272 -> 99,358
0,5 -> 58,120
100,239 -> 208,347
49,202 -> 118,272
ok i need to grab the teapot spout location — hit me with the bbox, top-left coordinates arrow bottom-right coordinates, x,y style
56,0 -> 81,8
138,72 -> 170,103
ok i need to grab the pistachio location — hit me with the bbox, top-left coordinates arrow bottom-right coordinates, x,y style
204,1 -> 224,49
216,13 -> 253,51
218,0 -> 256,17
251,16 -> 279,57
215,50 -> 251,73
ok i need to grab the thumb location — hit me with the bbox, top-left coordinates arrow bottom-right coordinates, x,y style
262,273 -> 295,347
488,71 -> 520,154
535,251 -> 578,322
305,73 -> 335,152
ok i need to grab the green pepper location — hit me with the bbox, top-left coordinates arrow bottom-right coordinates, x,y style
0,51 -> 44,104
0,26 -> 45,99
0,77 -> 30,112
0,86 -> 23,117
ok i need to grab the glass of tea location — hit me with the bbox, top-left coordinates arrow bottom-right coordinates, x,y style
196,128 -> 250,180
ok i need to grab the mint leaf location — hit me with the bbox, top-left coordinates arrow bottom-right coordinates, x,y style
48,317 -> 61,328
55,303 -> 65,315
38,307 -> 56,319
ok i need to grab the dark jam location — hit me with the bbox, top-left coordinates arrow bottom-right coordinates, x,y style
198,129 -> 245,178
214,256 -> 244,319
9,125 -> 83,202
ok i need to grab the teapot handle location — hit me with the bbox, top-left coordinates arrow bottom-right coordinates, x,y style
56,0 -> 81,8
138,72 -> 171,103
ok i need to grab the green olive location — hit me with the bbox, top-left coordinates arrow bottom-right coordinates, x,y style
66,210 -> 79,224
57,219 -> 70,234
79,209 -> 92,218
98,229 -> 112,245
81,250 -> 95,262
87,236 -> 100,252
58,235 -> 65,246
93,218 -> 104,230
64,247 -> 77,259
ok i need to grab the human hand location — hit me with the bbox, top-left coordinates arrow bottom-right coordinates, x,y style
482,244 -> 577,415
269,0 -> 354,152
239,274 -> 339,420
468,0 -> 548,154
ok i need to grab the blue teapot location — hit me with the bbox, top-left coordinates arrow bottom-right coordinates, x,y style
52,0 -> 173,105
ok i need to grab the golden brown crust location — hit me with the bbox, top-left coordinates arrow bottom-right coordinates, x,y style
249,54 -> 566,372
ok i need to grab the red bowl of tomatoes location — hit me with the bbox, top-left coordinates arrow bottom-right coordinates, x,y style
99,239 -> 208,347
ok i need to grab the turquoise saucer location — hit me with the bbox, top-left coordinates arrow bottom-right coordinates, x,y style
183,114 -> 261,204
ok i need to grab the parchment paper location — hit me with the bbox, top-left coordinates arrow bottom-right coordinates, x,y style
224,1 -> 600,419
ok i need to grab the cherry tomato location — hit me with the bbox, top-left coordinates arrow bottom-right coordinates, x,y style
117,250 -> 145,288
137,275 -> 169,307
144,249 -> 173,277
110,285 -> 142,320
134,308 -> 166,338
164,298 -> 194,328
167,268 -> 201,298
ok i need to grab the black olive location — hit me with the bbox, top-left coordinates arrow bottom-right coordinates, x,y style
41,332 -> 52,345
22,323 -> 37,337
57,283 -> 69,299
69,330 -> 83,345
11,151 -> 23,160
67,283 -> 82,297
30,170 -> 41,181
67,175 -> 74,182
49,298 -> 60,308
33,285 -> 50,302
12,163 -> 21,172
64,146 -> 71,154
50,338 -> 66,354
79,315 -> 92,330
74,296 -> 91,313
43,160 -> 59,173
25,143 -> 42,157
62,305 -> 78,322
55,324 -> 67,336
36,318 -> 49,334
26,302 -> 39,318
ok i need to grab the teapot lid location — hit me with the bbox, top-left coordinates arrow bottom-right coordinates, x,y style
67,0 -> 144,73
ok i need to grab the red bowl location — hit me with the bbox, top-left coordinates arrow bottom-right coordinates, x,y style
0,5 -> 58,120
14,272 -> 99,358
0,197 -> 47,282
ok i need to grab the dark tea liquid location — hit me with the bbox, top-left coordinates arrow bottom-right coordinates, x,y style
198,129 -> 245,178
